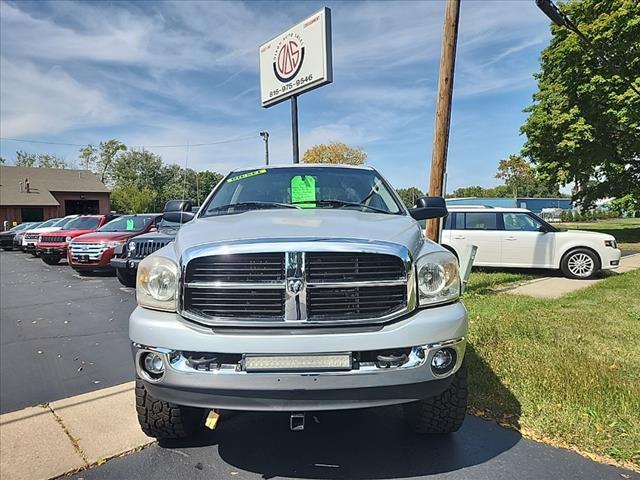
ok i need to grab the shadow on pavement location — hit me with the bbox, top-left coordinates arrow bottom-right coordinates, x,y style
162,350 -> 522,479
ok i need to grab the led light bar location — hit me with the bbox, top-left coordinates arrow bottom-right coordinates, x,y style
244,354 -> 352,372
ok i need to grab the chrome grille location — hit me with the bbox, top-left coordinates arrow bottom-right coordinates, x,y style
181,247 -> 410,327
69,242 -> 107,261
186,253 -> 285,283
306,252 -> 405,282
307,285 -> 406,320
184,288 -> 285,319
130,240 -> 171,259
41,235 -> 66,243
24,232 -> 40,240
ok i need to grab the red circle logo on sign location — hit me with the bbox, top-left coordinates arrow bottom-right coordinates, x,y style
273,39 -> 305,82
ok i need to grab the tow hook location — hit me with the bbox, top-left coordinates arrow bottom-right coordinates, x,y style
290,413 -> 305,431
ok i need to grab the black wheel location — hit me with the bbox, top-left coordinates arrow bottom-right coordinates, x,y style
560,248 -> 600,279
2,246 -> 13,251
116,268 -> 137,287
135,379 -> 205,440
41,254 -> 61,265
403,364 -> 467,434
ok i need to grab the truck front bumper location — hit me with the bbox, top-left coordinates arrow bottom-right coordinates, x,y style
110,257 -> 140,270
130,301 -> 468,411
36,245 -> 67,255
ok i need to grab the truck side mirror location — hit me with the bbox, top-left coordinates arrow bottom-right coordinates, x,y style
163,211 -> 195,223
164,200 -> 193,213
409,196 -> 448,220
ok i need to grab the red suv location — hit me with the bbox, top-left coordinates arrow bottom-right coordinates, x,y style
68,214 -> 162,273
36,215 -> 118,265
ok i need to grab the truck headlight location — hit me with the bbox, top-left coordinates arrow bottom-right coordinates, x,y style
65,236 -> 72,243
137,256 -> 179,312
102,240 -> 126,248
415,251 -> 460,306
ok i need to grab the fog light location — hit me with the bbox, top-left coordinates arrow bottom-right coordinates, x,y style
431,348 -> 456,375
143,352 -> 165,376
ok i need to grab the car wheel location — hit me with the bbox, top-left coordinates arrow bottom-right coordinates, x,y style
116,268 -> 137,287
135,379 -> 206,441
561,248 -> 600,279
403,364 -> 467,434
2,247 -> 12,251
41,254 -> 61,265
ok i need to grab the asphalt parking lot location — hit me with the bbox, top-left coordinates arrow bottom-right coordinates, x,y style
0,251 -> 135,414
1,250 -> 637,479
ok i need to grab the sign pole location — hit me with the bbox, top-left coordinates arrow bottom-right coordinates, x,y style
427,0 -> 460,242
291,95 -> 300,163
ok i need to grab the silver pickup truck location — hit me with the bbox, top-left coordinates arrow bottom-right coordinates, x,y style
130,165 -> 468,439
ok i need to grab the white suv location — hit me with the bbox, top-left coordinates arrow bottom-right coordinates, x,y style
441,206 -> 621,279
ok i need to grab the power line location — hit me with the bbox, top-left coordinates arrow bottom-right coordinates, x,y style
0,133 -> 257,149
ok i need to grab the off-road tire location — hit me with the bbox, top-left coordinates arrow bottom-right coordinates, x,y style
2,246 -> 13,251
560,248 -> 600,280
403,364 -> 467,434
116,268 -> 136,287
41,254 -> 61,265
135,379 -> 205,440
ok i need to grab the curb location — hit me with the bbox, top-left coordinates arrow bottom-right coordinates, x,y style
0,383 -> 152,480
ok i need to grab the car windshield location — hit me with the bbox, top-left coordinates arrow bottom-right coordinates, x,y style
99,215 -> 154,232
52,217 -> 76,228
35,218 -> 61,229
202,167 -> 403,217
11,223 -> 33,231
63,217 -> 101,230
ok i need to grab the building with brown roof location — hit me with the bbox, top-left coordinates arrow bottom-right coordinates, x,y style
0,166 -> 111,224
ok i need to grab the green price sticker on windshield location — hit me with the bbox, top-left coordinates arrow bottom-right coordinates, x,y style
291,175 -> 316,208
126,219 -> 135,231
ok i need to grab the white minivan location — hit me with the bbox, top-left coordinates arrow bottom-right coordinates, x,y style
441,206 -> 621,279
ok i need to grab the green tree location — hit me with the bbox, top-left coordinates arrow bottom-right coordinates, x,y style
521,0 -> 640,208
14,151 -> 69,169
110,185 -> 157,213
448,185 -> 486,198
79,140 -> 127,183
495,155 -> 533,199
303,142 -> 367,165
396,187 -> 424,208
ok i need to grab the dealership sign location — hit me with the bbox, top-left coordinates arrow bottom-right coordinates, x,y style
259,8 -> 332,108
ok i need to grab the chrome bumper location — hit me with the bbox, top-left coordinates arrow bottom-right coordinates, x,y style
131,299 -> 468,410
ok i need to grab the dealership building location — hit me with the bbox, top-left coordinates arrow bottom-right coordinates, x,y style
0,166 -> 111,224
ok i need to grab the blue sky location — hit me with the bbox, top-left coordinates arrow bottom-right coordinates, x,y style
0,0 -> 551,193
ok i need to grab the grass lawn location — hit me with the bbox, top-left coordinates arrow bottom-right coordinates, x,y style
559,217 -> 640,254
463,268 -> 640,467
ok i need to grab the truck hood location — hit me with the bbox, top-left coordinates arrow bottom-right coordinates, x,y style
25,227 -> 63,234
72,231 -> 142,242
43,228 -> 95,239
174,209 -> 426,254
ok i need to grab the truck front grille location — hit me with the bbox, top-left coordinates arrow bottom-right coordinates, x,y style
181,250 -> 409,327
307,285 -> 407,320
24,232 -> 40,241
186,253 -> 285,283
41,235 -> 66,243
130,240 -> 171,259
69,242 -> 107,261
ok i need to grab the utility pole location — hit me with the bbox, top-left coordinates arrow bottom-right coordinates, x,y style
291,96 -> 300,163
427,0 -> 461,242
260,131 -> 270,165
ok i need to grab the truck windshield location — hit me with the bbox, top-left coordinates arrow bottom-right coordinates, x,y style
63,217 -> 101,230
202,167 -> 403,217
35,218 -> 61,229
99,216 -> 154,232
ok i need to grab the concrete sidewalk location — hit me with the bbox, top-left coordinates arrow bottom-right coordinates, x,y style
505,253 -> 640,299
0,382 -> 152,480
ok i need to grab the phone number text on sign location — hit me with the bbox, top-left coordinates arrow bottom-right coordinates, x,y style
269,75 -> 314,99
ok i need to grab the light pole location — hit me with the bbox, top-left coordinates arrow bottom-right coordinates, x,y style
259,131 -> 270,165
535,0 -> 640,97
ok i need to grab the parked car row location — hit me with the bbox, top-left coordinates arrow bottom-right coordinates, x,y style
2,201 -> 195,287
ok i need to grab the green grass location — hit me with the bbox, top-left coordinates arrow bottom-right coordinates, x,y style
462,269 -> 640,466
560,218 -> 640,253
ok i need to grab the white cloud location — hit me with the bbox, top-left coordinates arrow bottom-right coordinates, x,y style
0,58 -> 117,137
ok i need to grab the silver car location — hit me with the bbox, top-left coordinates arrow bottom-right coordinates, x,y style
130,165 -> 468,439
